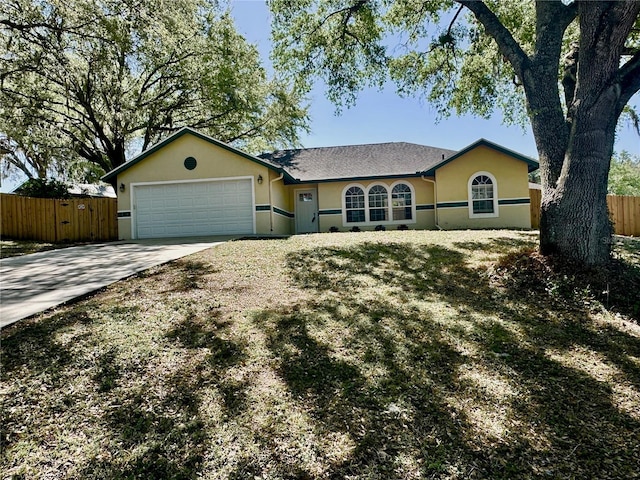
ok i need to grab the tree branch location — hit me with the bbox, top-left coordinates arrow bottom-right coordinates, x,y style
446,4 -> 464,39
455,0 -> 531,79
618,49 -> 640,110
294,0 -> 368,44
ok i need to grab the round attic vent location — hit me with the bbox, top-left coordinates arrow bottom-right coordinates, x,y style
184,156 -> 197,170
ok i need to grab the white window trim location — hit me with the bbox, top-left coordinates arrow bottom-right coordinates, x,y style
342,183 -> 367,225
341,181 -> 417,227
468,171 -> 499,218
367,182 -> 391,223
390,180 -> 417,223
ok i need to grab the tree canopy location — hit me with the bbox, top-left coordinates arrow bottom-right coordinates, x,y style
270,0 -> 640,265
1,0 -> 309,182
270,0 -> 637,124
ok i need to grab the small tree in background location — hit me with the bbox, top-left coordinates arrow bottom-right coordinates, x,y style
14,178 -> 70,199
609,151 -> 640,196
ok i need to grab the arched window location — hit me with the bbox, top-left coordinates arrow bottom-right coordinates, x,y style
345,186 -> 365,223
391,183 -> 412,220
368,185 -> 388,221
469,172 -> 498,217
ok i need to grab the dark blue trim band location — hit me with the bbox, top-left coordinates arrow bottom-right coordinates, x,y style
117,211 -> 131,218
416,204 -> 434,211
273,207 -> 294,218
319,209 -> 342,215
498,198 -> 530,205
438,201 -> 468,208
255,205 -> 271,212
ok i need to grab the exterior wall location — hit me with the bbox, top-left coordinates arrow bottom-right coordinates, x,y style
314,177 -> 435,232
114,132 -> 532,238
116,132 -> 275,239
268,172 -> 294,235
435,145 -> 531,229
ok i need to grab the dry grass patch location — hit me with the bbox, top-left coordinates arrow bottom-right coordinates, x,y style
0,240 -> 57,258
0,239 -> 107,258
2,230 -> 639,479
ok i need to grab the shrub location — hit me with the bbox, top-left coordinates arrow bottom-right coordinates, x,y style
397,224 -> 409,230
374,225 -> 386,231
15,178 -> 70,199
350,226 -> 361,232
329,226 -> 339,233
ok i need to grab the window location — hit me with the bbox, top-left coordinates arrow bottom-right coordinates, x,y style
468,172 -> 498,217
345,186 -> 365,223
368,185 -> 388,221
342,182 -> 416,225
392,183 -> 412,220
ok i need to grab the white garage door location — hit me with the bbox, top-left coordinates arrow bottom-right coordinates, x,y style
134,179 -> 254,239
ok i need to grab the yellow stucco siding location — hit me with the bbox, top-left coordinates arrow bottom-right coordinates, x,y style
115,132 -> 277,239
117,217 -> 132,240
117,133 -> 271,210
269,175 -> 294,235
317,178 -> 434,209
436,146 -> 529,201
111,131 -> 533,238
438,205 -> 531,230
435,146 -> 531,229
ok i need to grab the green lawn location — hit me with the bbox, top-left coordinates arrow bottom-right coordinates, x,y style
1,230 -> 639,479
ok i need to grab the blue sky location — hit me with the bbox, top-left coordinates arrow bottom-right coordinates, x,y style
231,0 -> 639,158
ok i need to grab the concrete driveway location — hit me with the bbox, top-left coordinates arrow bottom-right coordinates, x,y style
0,237 -> 234,329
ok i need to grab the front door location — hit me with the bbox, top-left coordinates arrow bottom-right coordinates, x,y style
295,188 -> 319,234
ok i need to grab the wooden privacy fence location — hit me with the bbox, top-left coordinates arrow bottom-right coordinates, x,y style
0,193 -> 118,243
607,194 -> 640,237
529,188 -> 541,230
529,189 -> 640,236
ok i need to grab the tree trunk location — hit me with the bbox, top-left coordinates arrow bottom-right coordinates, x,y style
532,2 -> 639,267
538,86 -> 619,266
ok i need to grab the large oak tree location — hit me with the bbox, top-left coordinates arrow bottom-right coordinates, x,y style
1,0 -> 309,181
269,0 -> 640,266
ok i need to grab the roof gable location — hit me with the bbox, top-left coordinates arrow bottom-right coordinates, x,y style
102,127 -> 289,182
422,138 -> 539,176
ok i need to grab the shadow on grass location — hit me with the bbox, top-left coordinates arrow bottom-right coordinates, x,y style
453,232 -> 538,254
173,259 -> 219,291
2,235 -> 639,479
244,241 -> 640,478
614,236 -> 640,262
0,307 -> 96,378
1,291 -> 246,479
136,258 -> 219,292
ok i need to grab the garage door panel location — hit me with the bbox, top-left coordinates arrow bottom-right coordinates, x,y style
134,179 -> 254,239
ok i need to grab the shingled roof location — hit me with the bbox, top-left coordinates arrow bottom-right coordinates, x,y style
102,128 -> 539,185
260,142 -> 458,183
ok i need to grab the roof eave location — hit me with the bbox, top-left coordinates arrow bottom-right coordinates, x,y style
420,138 -> 539,176
284,172 -> 425,184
